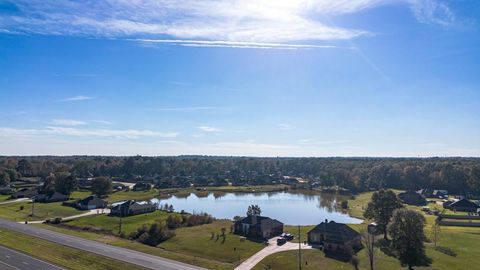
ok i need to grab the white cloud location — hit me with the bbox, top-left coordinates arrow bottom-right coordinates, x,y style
408,0 -> 455,25
45,126 -> 178,139
0,126 -> 178,140
2,0 -> 455,47
91,120 -> 113,125
134,39 -> 348,49
278,123 -> 293,130
58,95 -> 93,102
152,106 -> 225,112
197,126 -> 223,132
51,119 -> 87,126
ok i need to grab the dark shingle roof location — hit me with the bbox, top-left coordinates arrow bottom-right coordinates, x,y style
238,215 -> 283,229
450,199 -> 479,208
308,221 -> 360,245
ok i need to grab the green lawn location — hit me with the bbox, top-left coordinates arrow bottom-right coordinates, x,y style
0,194 -> 11,202
66,215 -> 264,266
0,228 -> 148,270
0,201 -> 85,221
68,210 -> 173,236
38,219 -> 263,270
159,219 -> 263,265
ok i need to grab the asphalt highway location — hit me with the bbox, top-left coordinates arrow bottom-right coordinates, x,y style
0,245 -> 65,270
0,218 -> 206,270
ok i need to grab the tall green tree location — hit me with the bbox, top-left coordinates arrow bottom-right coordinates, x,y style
55,174 -> 77,195
16,159 -> 32,177
364,189 -> 403,240
0,172 -> 10,186
388,209 -> 430,270
42,173 -> 56,193
91,177 -> 112,196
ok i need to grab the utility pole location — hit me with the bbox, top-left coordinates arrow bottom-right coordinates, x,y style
119,215 -> 122,234
298,225 -> 302,270
31,197 -> 35,217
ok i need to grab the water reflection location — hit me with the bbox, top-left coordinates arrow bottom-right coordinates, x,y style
151,191 -> 362,225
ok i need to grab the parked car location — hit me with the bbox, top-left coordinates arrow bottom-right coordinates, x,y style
283,233 -> 294,240
277,237 -> 287,245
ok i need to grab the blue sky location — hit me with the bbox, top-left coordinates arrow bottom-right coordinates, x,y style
0,0 -> 479,156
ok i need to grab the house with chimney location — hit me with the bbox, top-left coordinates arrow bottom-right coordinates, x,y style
234,215 -> 283,239
307,220 -> 361,254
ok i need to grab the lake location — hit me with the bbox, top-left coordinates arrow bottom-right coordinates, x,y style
152,191 -> 363,225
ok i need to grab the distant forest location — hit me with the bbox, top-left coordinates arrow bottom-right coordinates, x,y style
1,156 -> 479,195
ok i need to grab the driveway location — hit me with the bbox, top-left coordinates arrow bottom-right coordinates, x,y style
19,208 -> 111,224
0,198 -> 31,205
235,237 -> 312,270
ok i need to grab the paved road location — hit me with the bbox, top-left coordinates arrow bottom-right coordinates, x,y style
0,218 -> 205,270
235,237 -> 312,270
0,245 -> 65,270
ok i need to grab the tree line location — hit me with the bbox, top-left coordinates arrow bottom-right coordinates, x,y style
1,156 -> 479,195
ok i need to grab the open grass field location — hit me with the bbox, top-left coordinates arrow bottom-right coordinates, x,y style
0,194 -> 11,202
68,210 -> 173,236
158,219 -> 263,265
0,228 -> 148,270
0,201 -> 85,221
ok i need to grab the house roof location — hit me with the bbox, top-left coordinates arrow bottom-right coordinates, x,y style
78,195 -> 106,207
398,191 -> 426,205
449,199 -> 479,208
237,215 -> 283,229
35,191 -> 69,201
112,200 -> 155,213
308,221 -> 360,245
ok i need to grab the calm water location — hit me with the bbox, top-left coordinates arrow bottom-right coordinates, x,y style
151,191 -> 362,225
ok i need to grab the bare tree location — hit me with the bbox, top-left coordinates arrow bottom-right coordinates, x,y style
362,230 -> 376,270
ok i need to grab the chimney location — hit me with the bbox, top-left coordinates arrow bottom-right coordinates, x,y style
251,215 -> 257,225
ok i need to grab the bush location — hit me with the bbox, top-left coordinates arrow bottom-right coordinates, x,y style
51,217 -> 62,224
340,200 -> 349,210
166,215 -> 182,229
130,222 -> 175,247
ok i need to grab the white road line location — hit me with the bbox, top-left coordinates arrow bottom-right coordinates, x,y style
0,260 -> 21,270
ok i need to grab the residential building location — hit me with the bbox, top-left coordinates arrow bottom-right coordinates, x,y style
307,220 -> 361,254
234,215 -> 283,239
398,191 -> 427,206
11,188 -> 38,199
110,200 -> 156,217
445,199 -> 479,212
75,195 -> 108,210
34,191 -> 70,203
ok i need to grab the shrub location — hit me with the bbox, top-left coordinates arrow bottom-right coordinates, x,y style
340,200 -> 349,210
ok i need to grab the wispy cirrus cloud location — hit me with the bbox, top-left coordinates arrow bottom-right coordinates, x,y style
134,39 -> 350,50
0,126 -> 178,140
278,123 -> 293,130
51,119 -> 87,126
0,1 -> 456,49
152,106 -> 225,112
58,95 -> 93,102
197,126 -> 222,132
